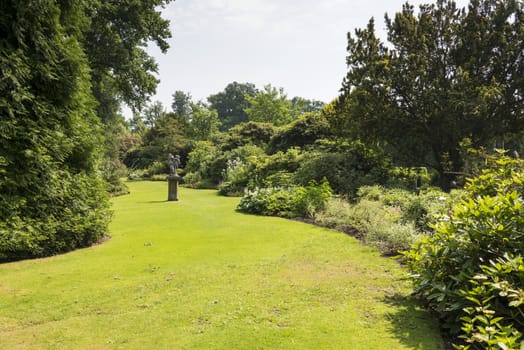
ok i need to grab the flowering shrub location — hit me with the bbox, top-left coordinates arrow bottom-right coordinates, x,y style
237,180 -> 332,218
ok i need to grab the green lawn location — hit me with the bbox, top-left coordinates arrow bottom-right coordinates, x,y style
0,181 -> 444,349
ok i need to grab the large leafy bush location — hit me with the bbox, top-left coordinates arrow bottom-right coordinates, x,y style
237,180 -> 332,218
404,155 -> 524,349
0,1 -> 110,261
294,141 -> 390,196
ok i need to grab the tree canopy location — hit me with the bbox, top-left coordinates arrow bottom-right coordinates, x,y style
245,84 -> 293,126
0,0 -> 172,260
207,82 -> 257,131
338,0 -> 523,177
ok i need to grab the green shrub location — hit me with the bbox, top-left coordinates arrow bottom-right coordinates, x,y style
293,141 -> 390,196
150,174 -> 168,181
294,180 -> 333,218
217,145 -> 268,196
356,185 -> 384,201
145,161 -> 167,177
380,187 -> 459,232
314,197 -> 356,233
237,181 -> 332,219
0,172 -> 110,261
218,157 -> 251,196
184,141 -> 220,188
262,171 -> 295,187
404,154 -> 524,348
237,187 -> 297,217
348,199 -> 420,255
386,167 -> 436,190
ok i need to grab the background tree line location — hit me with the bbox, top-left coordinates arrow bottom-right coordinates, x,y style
122,82 -> 326,176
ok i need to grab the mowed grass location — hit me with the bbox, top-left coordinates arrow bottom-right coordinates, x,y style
0,181 -> 444,349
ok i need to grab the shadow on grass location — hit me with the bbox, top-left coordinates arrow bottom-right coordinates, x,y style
138,200 -> 169,204
384,294 -> 448,350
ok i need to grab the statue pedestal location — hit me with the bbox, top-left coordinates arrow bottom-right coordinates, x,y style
167,175 -> 182,201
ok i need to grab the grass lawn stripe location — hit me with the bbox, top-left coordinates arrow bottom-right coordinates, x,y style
0,181 -> 444,349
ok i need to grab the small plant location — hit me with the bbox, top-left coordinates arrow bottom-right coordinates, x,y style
347,199 -> 420,255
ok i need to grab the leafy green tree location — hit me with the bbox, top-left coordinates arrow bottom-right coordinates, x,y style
171,90 -> 193,122
0,0 -> 110,260
245,84 -> 293,126
129,113 -> 147,136
184,141 -> 220,188
81,0 -> 172,192
143,101 -> 166,128
190,104 -> 221,141
268,112 -> 333,153
82,0 -> 171,112
290,97 -> 325,119
207,82 -> 257,130
338,0 -> 523,179
221,122 -> 277,151
124,113 -> 190,170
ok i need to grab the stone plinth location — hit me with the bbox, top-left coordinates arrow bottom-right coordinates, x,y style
167,175 -> 182,201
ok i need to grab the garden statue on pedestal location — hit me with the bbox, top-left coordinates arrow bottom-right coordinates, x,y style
167,153 -> 182,201
168,153 -> 180,176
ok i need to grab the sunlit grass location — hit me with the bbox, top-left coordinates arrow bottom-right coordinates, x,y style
0,181 -> 444,349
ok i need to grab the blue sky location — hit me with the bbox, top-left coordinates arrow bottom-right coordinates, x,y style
126,0 -> 470,116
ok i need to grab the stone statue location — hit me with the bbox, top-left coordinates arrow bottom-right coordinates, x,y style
167,153 -> 180,176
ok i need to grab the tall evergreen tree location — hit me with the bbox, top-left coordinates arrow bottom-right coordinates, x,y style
338,0 -> 523,177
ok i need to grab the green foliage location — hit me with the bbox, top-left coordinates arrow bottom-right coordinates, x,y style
124,113 -> 190,169
466,152 -> 524,197
342,197 -> 420,255
83,0 -> 171,111
294,180 -> 333,218
221,121 -> 276,151
82,0 -> 172,193
184,141 -> 220,188
258,148 -> 303,181
338,0 -> 524,173
244,84 -> 293,126
217,145 -> 267,196
379,187 -> 460,231
171,90 -> 193,122
294,141 -> 390,196
0,0 -> 110,260
268,112 -> 333,153
189,104 -> 221,141
237,180 -> 332,218
314,185 -> 457,255
456,256 -> 524,350
207,81 -> 257,130
386,167 -> 436,191
290,96 -> 325,118
404,155 -> 524,348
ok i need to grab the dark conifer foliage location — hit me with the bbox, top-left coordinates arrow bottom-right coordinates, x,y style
338,0 -> 523,176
